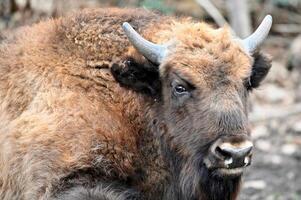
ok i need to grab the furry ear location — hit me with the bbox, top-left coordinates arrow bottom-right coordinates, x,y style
247,52 -> 272,90
111,57 -> 161,97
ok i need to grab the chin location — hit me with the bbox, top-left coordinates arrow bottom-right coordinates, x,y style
188,164 -> 243,200
178,158 -> 243,200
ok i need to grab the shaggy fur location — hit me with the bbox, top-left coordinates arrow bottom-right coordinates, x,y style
55,183 -> 141,200
0,8 -> 271,200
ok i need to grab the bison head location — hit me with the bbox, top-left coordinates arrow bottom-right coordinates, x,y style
114,16 -> 272,199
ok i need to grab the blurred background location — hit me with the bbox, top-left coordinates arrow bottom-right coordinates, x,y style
0,0 -> 300,199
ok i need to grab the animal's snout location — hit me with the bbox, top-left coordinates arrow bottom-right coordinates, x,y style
206,135 -> 253,171
214,140 -> 253,168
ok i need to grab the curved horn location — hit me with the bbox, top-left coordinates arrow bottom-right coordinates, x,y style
122,22 -> 167,64
242,15 -> 273,54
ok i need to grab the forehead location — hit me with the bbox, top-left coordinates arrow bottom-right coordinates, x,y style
159,22 -> 252,87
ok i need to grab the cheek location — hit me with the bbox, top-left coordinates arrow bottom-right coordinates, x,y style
242,91 -> 249,114
236,87 -> 249,113
164,98 -> 195,125
165,106 -> 198,139
172,94 -> 191,107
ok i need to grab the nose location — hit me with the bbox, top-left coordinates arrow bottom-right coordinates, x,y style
213,139 -> 253,168
217,142 -> 253,159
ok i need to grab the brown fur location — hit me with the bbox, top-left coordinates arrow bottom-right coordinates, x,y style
0,8 -> 271,200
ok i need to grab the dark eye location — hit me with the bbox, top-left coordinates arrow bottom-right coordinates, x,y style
174,84 -> 187,95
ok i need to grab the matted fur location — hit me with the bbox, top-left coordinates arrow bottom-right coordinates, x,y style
0,8 -> 271,200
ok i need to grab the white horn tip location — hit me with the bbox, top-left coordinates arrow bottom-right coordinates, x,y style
265,15 -> 273,22
122,22 -> 131,30
263,15 -> 273,27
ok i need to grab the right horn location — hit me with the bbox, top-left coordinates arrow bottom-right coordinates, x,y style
241,15 -> 273,54
122,22 -> 168,65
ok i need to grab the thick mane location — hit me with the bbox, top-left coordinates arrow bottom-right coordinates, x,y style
0,8 -> 164,200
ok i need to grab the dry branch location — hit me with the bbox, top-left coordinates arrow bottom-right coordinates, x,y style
226,0 -> 251,38
195,0 -> 228,27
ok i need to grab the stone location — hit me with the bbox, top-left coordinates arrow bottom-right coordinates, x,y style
281,144 -> 298,155
252,125 -> 269,139
255,140 -> 271,152
243,180 -> 266,190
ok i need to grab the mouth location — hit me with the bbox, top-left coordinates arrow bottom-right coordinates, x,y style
204,159 -> 249,178
211,166 -> 245,178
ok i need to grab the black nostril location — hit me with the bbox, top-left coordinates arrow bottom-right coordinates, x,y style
215,146 -> 232,158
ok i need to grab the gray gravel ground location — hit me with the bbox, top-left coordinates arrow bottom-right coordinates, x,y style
240,38 -> 301,200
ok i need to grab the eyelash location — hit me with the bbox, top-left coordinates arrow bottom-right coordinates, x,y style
245,77 -> 252,90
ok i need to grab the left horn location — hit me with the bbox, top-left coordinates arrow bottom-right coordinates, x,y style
241,15 -> 273,54
122,22 -> 168,65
